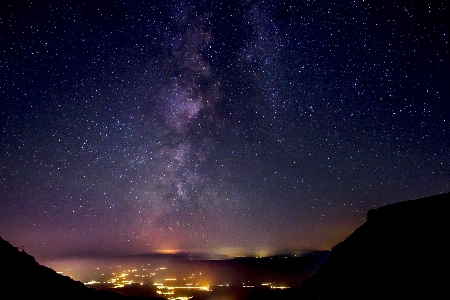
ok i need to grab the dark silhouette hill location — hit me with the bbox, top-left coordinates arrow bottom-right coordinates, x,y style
0,236 -> 159,299
300,192 -> 450,299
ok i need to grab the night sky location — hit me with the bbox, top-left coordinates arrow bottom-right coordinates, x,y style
1,0 -> 449,259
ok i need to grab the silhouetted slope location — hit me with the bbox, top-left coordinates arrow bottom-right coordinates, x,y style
300,192 -> 450,299
0,237 -> 139,299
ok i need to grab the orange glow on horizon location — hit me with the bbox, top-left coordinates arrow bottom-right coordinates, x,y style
155,249 -> 182,254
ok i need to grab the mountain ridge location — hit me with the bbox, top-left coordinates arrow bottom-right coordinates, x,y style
0,236 -> 159,299
300,192 -> 450,299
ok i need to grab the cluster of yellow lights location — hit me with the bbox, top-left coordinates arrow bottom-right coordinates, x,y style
84,265 -> 211,299
155,283 -> 211,295
261,282 -> 289,289
84,264 -> 288,300
83,265 -> 163,289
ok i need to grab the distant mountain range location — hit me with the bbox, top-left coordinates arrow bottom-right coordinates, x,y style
0,236 -> 160,299
300,192 -> 450,299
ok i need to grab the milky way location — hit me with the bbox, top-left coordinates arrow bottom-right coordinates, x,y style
149,6 -> 219,226
1,0 -> 449,258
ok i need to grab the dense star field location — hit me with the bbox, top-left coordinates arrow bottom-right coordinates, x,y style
1,0 -> 449,259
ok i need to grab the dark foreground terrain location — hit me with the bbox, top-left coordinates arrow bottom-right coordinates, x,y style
2,192 -> 449,299
300,192 -> 450,299
0,236 -> 162,299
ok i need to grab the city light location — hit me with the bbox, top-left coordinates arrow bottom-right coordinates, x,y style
82,263 -> 289,299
